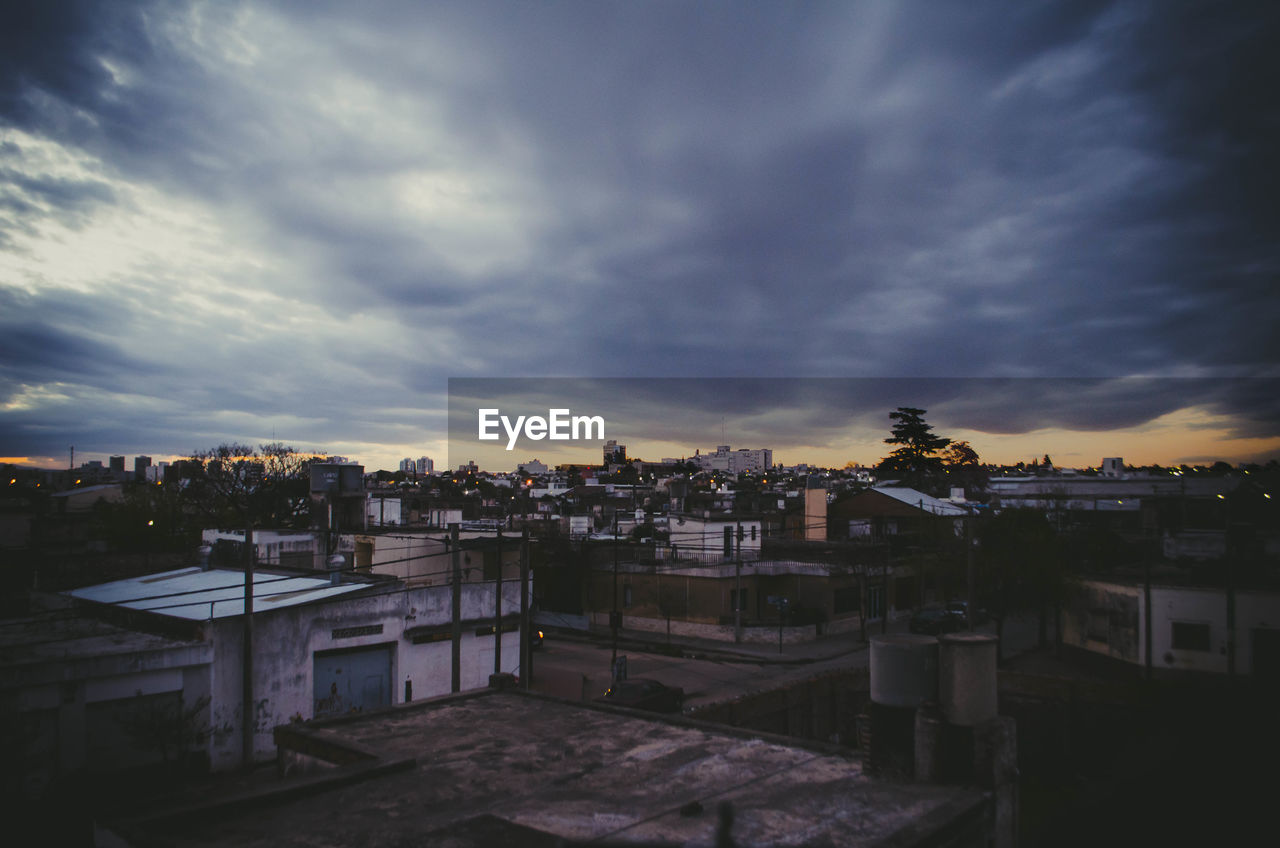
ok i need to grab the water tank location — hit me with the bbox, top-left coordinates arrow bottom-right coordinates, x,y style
870,634 -> 939,708
938,633 -> 998,726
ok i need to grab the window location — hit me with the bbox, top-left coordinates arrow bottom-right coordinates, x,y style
1171,621 -> 1211,652
723,526 -> 733,557
623,584 -> 633,608
751,525 -> 757,541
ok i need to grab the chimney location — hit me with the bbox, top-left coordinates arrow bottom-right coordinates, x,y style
326,553 -> 346,586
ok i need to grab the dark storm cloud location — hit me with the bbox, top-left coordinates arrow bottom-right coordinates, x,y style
448,377 -> 1280,461
0,288 -> 159,389
1,0 -> 1277,465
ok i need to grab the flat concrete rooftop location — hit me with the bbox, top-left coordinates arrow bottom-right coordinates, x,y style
0,614 -> 209,690
128,690 -> 986,847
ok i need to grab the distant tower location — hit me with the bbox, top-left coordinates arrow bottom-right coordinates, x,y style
1101,457 -> 1124,478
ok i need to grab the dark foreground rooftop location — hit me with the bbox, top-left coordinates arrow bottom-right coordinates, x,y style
120,689 -> 987,847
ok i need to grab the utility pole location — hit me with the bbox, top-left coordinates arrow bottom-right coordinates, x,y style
1225,496 -> 1236,678
494,529 -> 503,675
611,515 -> 620,669
965,515 -> 975,631
519,529 -> 530,690
242,525 -> 254,771
450,523 -> 461,693
1143,552 -> 1153,680
918,499 -> 927,609
734,520 -> 743,643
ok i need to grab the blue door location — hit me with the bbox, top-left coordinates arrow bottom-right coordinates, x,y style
314,645 -> 391,718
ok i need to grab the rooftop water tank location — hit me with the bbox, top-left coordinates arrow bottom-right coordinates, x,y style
870,634 -> 939,708
938,633 -> 998,727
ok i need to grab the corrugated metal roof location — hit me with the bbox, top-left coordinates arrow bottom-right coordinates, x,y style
871,487 -> 970,516
67,567 -> 366,620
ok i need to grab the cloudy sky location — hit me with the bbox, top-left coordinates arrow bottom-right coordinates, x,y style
2,0 -> 1277,472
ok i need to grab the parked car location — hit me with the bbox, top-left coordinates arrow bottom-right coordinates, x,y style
595,679 -> 684,713
945,600 -> 989,627
909,602 -> 989,635
908,605 -> 964,635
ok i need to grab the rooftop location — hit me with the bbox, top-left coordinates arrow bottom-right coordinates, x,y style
125,690 -> 985,847
66,566 -> 368,621
870,487 -> 969,516
0,613 -> 209,689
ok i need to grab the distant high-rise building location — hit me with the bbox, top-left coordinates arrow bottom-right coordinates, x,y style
416,457 -> 433,475
399,458 -> 416,474
691,445 -> 772,473
109,455 -> 125,472
604,440 -> 626,464
518,459 -> 548,475
134,455 -> 152,481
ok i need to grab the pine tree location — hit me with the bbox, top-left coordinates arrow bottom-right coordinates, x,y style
876,407 -> 951,491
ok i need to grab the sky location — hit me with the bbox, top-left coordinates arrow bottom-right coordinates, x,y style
2,1 -> 1278,473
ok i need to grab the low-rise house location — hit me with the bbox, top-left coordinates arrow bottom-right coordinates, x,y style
829,487 -> 968,541
1063,576 -> 1279,677
3,560 -> 530,787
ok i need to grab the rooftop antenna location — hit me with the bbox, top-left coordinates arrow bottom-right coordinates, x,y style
70,445 -> 74,470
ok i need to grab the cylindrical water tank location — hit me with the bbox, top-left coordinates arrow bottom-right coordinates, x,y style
938,633 -> 998,727
869,634 -> 939,708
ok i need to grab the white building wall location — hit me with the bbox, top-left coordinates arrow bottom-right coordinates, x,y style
206,581 -> 527,770
200,529 -> 320,566
666,515 -> 762,561
1151,586 -> 1229,674
366,496 -> 403,527
428,508 -> 464,528
1068,580 -> 1279,678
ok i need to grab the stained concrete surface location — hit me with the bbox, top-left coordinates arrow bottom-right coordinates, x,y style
131,690 -> 986,847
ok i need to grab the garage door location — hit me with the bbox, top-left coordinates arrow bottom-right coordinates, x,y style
313,644 -> 392,718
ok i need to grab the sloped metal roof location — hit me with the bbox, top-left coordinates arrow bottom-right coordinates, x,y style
871,486 -> 970,516
67,566 -> 366,621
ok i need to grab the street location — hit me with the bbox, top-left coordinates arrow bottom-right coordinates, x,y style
530,612 -> 1041,712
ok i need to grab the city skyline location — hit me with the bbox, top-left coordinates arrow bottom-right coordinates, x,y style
10,386 -> 1278,475
3,3 -> 1278,476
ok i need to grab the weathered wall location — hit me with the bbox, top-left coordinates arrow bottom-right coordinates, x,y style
207,580 -> 526,769
1062,580 -> 1279,677
688,670 -> 869,747
1062,580 -> 1142,663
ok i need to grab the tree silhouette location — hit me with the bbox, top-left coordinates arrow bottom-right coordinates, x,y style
876,407 -> 952,492
185,443 -> 315,530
